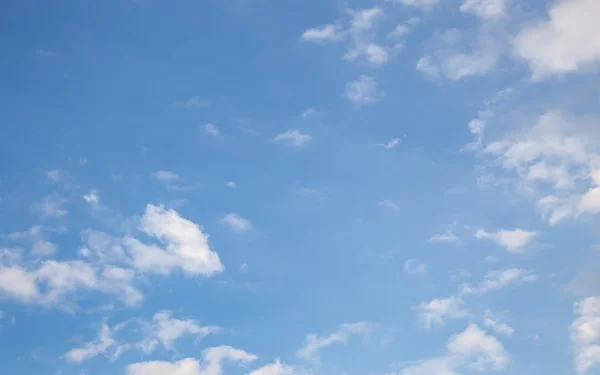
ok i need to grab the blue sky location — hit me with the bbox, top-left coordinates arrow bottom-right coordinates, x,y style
1,0 -> 600,374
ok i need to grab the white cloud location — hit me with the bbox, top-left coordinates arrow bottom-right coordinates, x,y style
226,181 -> 237,188
301,24 -> 345,42
479,111 -> 600,224
571,297 -> 600,374
460,268 -> 537,295
483,310 -> 514,336
9,225 -> 57,256
128,204 -> 223,276
377,138 -> 401,149
344,75 -> 383,108
461,119 -> 486,152
416,297 -> 469,328
475,228 -> 537,253
152,170 -> 181,182
391,0 -> 440,10
79,157 -> 88,166
513,0 -> 600,80
32,195 -> 67,217
204,123 -> 220,137
404,259 -> 427,275
138,310 -> 220,352
173,96 -> 211,109
0,260 -> 142,308
416,57 -> 440,79
249,359 -> 296,375
427,231 -> 460,244
401,324 -> 509,375
379,200 -> 400,212
83,190 -> 100,206
296,322 -> 371,362
388,24 -> 409,41
65,323 -> 119,363
301,108 -> 317,120
0,266 -> 39,302
46,169 -> 62,182
273,130 -> 312,147
127,346 -> 257,375
218,213 -> 253,233
460,0 -> 508,19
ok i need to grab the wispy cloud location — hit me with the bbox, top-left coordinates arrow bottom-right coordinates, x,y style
219,213 -> 253,233
173,96 -> 211,109
344,75 -> 383,108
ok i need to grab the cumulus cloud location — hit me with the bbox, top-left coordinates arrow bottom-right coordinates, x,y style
513,0 -> 600,80
475,228 -> 537,253
296,322 -> 371,362
0,261 -> 142,308
480,111 -> 600,225
571,297 -> 600,374
416,297 -> 469,328
377,138 -> 401,149
273,130 -> 312,147
127,204 -> 223,276
126,346 -> 257,375
401,324 -> 509,375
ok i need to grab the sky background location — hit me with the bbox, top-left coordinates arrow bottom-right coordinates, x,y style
1,0 -> 600,375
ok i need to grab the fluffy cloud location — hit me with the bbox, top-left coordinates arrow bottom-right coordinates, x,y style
248,359 -> 296,375
344,75 -> 383,108
379,200 -> 400,212
129,204 -> 223,276
296,322 -> 371,362
126,346 -> 257,375
513,0 -> 600,80
273,130 -> 312,147
571,297 -> 600,373
401,324 -> 509,375
416,297 -> 469,328
218,213 -> 253,233
475,228 -> 537,253
480,111 -> 600,224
